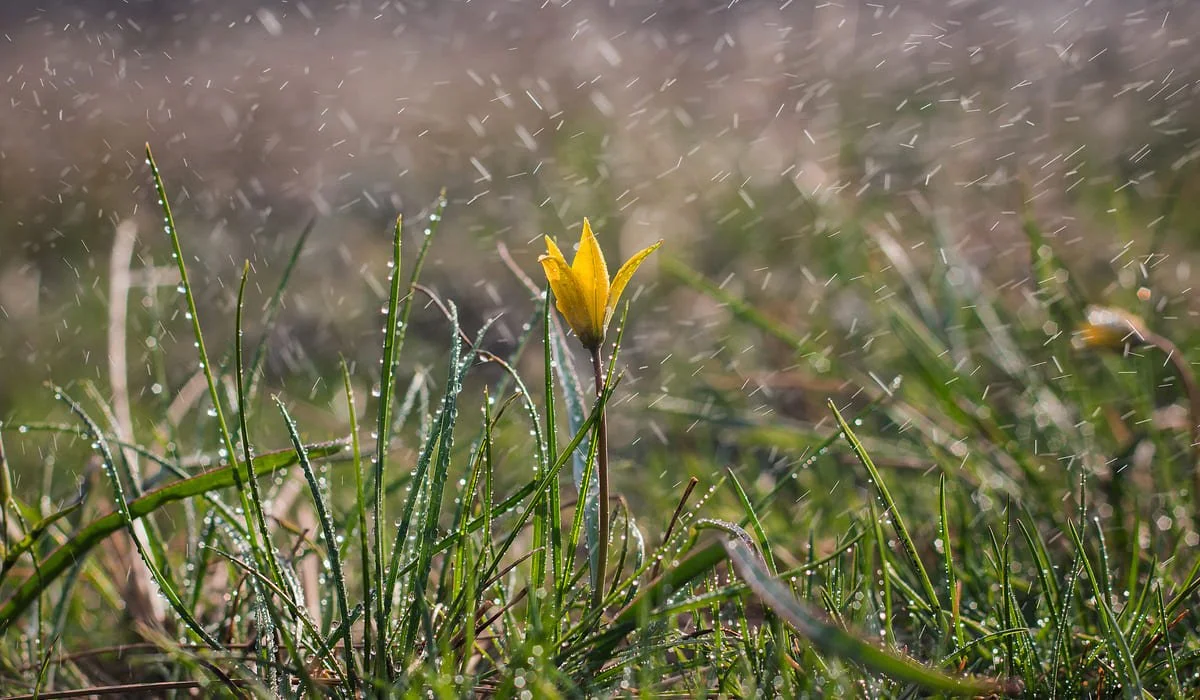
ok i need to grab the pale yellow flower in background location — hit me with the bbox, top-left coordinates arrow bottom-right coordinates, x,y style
538,218 -> 662,350
1076,305 -> 1151,351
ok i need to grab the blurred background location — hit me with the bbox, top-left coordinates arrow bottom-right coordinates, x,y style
1,0 -> 1198,501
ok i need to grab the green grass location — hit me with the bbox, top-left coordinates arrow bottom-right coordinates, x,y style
1,148 -> 1199,699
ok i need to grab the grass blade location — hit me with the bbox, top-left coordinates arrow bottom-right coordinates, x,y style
0,442 -> 344,631
371,213 -> 403,684
724,533 -> 1018,697
828,400 -> 944,633
400,307 -> 478,651
48,387 -> 220,649
1064,519 -> 1143,698
274,397 -> 359,695
145,146 -> 247,539
340,358 -> 373,676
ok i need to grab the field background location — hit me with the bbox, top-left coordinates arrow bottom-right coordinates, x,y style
3,0 -> 1200,696
3,0 -> 1196,412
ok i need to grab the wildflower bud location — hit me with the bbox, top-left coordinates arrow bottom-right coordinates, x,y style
538,218 -> 662,350
1075,305 -> 1150,351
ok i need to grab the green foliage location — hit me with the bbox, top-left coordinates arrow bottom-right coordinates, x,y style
1,152 -> 1199,699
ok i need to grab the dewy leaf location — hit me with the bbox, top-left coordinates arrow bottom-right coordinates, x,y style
0,442 -> 346,631
724,535 -> 1020,697
0,500 -> 83,580
577,538 -> 729,664
550,312 -> 598,586
829,399 -> 944,629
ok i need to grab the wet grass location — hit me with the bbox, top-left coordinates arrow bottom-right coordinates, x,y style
1,148 -> 1199,698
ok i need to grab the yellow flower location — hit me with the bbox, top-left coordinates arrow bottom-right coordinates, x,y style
539,218 -> 662,350
1076,305 -> 1150,351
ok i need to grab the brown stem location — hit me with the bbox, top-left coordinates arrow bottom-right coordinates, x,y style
590,347 -> 610,611
650,477 -> 699,580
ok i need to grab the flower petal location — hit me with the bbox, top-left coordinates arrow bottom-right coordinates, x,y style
543,234 -> 569,266
539,252 -> 601,349
571,218 -> 610,337
604,239 -> 663,330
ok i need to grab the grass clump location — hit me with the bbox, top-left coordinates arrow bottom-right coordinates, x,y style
0,148 -> 1197,699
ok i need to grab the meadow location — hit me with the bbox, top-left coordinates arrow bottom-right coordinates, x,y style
2,1 -> 1200,697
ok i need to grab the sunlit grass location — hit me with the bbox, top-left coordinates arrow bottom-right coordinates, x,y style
0,149 -> 1198,698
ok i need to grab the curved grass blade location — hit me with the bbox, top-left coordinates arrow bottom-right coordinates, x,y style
726,467 -> 776,575
937,628 -> 1036,666
230,261 -> 294,691
539,293 -> 559,608
539,302 -> 564,593
870,499 -> 896,646
480,386 -> 609,592
205,545 -> 338,691
275,398 -> 359,695
47,387 -> 221,649
1017,518 -> 1061,627
575,539 -> 729,665
1048,548 -> 1084,699
233,262 -> 290,585
314,603 -> 365,671
186,515 -> 220,612
829,400 -> 944,634
2,423 -> 242,491
1064,519 -> 1143,698
145,145 -> 248,530
617,507 -> 646,608
724,534 -> 1019,697
441,392 -> 498,656
0,500 -> 82,581
1154,583 -> 1183,696
597,526 -> 869,647
0,442 -> 344,631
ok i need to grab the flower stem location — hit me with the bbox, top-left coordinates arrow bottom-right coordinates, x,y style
590,346 -> 610,611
